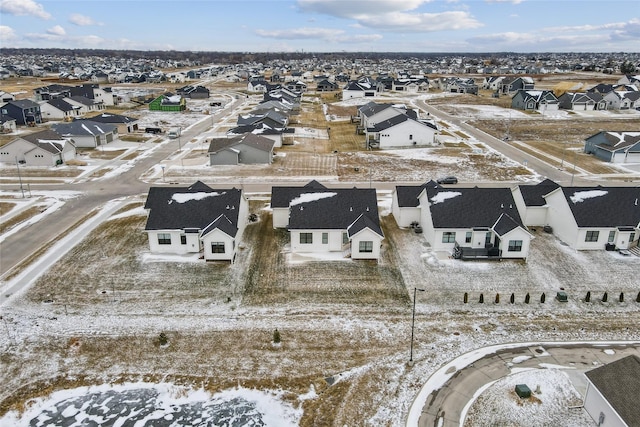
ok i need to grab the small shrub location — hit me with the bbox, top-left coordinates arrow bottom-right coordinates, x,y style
158,332 -> 168,346
273,328 -> 281,344
463,292 -> 468,304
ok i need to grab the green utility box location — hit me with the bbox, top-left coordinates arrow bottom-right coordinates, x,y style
515,384 -> 531,398
556,291 -> 568,302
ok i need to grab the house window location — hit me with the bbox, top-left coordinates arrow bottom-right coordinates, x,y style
300,233 -> 313,244
211,242 -> 225,253
342,232 -> 349,244
631,232 -> 636,242
180,235 -> 187,245
157,233 -> 171,245
359,241 -> 373,253
409,134 -> 413,140
442,232 -> 456,243
465,232 -> 472,243
585,230 -> 600,242
508,240 -> 523,252
322,233 -> 328,244
608,231 -> 615,243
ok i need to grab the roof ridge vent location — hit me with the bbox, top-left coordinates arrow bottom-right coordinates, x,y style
226,205 -> 230,209
501,203 -> 504,208
350,207 -> 353,211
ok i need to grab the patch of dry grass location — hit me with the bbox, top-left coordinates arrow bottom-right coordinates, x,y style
0,201 -> 16,215
0,205 -> 45,234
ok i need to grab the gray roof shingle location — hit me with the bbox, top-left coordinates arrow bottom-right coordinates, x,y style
555,187 -> 640,227
585,355 -> 640,426
144,181 -> 242,236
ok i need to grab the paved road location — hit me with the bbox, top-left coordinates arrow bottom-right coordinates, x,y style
411,341 -> 640,427
414,100 -> 598,186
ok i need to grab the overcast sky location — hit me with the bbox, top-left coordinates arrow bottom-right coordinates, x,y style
1,0 -> 639,53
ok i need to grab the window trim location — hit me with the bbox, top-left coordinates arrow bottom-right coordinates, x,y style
585,230 -> 600,242
508,240 -> 523,252
157,233 -> 171,245
359,241 -> 373,253
211,242 -> 225,253
322,232 -> 328,244
300,232 -> 313,244
442,232 -> 456,243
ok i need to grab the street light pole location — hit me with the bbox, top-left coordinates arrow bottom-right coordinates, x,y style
410,287 -> 425,363
15,156 -> 25,198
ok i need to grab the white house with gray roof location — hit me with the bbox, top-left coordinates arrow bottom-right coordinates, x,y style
271,181 -> 384,260
393,182 -> 532,260
208,133 -> 275,165
144,181 -> 248,262
543,186 -> 640,251
51,120 -> 118,148
0,129 -> 76,166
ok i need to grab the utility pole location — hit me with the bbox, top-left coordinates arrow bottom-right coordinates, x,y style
410,288 -> 425,363
15,157 -> 25,198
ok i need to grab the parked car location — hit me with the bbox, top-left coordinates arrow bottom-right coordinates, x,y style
437,176 -> 458,184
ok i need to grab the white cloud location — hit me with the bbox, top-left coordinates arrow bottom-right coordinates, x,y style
469,17 -> 640,50
298,0 -> 427,17
357,11 -> 483,31
297,0 -> 481,32
255,27 -> 382,44
69,13 -> 101,26
0,0 -> 51,19
0,25 -> 17,40
485,0 -> 524,4
46,25 -> 66,36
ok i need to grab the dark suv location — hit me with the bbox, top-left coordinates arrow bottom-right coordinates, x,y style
437,176 -> 458,184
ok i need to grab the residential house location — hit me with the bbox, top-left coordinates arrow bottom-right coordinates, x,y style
39,98 -> 82,121
342,77 -> 384,99
143,181 -> 249,262
0,91 -> 15,103
511,90 -> 559,111
208,133 -> 275,165
316,79 -> 338,92
366,113 -> 438,149
543,186 -> 640,250
82,113 -> 139,133
482,76 -> 505,91
247,79 -> 268,93
285,80 -> 307,93
0,115 -> 17,133
51,120 -> 118,148
2,99 -> 42,125
0,129 -> 76,166
149,93 -> 186,112
237,110 -> 288,129
618,75 -> 640,86
500,76 -> 535,94
584,131 -> 640,163
393,184 -> 532,260
584,355 -> 640,427
511,179 -> 561,227
66,95 -> 104,114
557,92 -> 607,110
271,181 -> 384,260
226,122 -> 292,147
177,85 -> 210,99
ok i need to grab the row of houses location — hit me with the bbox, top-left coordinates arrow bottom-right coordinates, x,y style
205,86 -> 301,166
143,179 -> 640,263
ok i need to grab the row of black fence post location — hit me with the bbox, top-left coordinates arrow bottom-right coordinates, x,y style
464,291 -> 640,304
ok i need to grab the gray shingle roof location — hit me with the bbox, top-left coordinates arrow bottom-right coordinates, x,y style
144,181 -> 242,236
51,120 -> 117,136
45,98 -> 77,112
428,187 -> 524,229
20,130 -> 70,154
585,355 -> 640,426
85,113 -> 137,124
555,187 -> 640,227
272,182 -> 381,235
207,133 -> 274,154
201,214 -> 237,238
395,181 -> 440,208
519,178 -> 560,207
